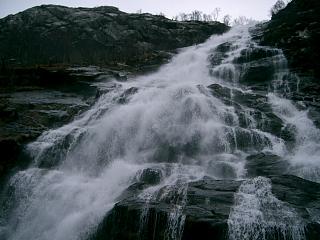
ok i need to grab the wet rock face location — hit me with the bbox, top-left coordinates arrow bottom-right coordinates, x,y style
234,48 -> 279,65
92,178 -> 240,240
0,5 -> 228,67
117,87 -> 138,104
0,68 -> 98,179
136,168 -> 163,185
257,0 -> 320,123
0,138 -> 20,179
239,60 -> 274,84
260,0 -> 320,79
208,42 -> 232,67
206,161 -> 237,179
207,83 -> 287,141
208,38 -> 297,97
233,47 -> 281,86
91,175 -> 320,240
245,152 -> 289,177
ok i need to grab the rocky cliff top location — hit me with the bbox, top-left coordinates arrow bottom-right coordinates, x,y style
0,5 -> 228,67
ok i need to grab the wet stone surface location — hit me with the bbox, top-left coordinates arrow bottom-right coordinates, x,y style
91,175 -> 320,240
0,68 -> 99,179
245,152 -> 289,177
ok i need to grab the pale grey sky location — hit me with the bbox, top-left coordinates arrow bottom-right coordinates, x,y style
0,0 -> 278,20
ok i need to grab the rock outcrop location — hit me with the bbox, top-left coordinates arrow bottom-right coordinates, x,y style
260,0 -> 320,78
0,67 -> 98,179
256,0 -> 320,134
91,174 -> 320,240
0,5 -> 228,68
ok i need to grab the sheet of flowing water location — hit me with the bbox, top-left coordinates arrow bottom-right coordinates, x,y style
268,94 -> 320,182
0,25 -> 319,240
228,177 -> 305,240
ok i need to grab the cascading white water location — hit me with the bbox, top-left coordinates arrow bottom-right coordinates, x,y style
228,177 -> 305,240
0,25 -> 319,240
268,93 -> 320,182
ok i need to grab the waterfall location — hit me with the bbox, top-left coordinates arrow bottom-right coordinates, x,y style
0,25 -> 319,240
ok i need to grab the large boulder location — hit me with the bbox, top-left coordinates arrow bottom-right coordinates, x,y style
135,168 -> 163,185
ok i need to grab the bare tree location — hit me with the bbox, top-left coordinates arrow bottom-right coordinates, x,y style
233,16 -> 255,25
202,13 -> 212,22
270,0 -> 286,16
136,9 -> 142,14
190,10 -> 202,21
174,9 -> 228,23
179,13 -> 189,21
211,8 -> 221,21
223,14 -> 231,26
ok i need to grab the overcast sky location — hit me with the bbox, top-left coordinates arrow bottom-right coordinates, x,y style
0,0 -> 278,20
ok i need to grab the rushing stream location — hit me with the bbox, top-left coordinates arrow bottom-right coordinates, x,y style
1,25 -> 319,240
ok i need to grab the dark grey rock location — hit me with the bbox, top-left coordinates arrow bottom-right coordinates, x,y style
91,178 -> 240,240
259,0 -> 320,78
0,5 -> 229,68
117,87 -> 138,104
207,161 -> 237,179
90,175 -> 320,240
207,83 -> 270,112
0,73 -> 97,178
207,84 -> 286,141
0,138 -> 21,180
245,152 -> 289,177
136,168 -> 163,185
257,0 -> 320,108
233,47 -> 279,64
239,59 -> 275,84
208,42 -> 232,67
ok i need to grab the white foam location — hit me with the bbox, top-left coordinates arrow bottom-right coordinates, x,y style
228,177 -> 305,240
268,93 -> 320,182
